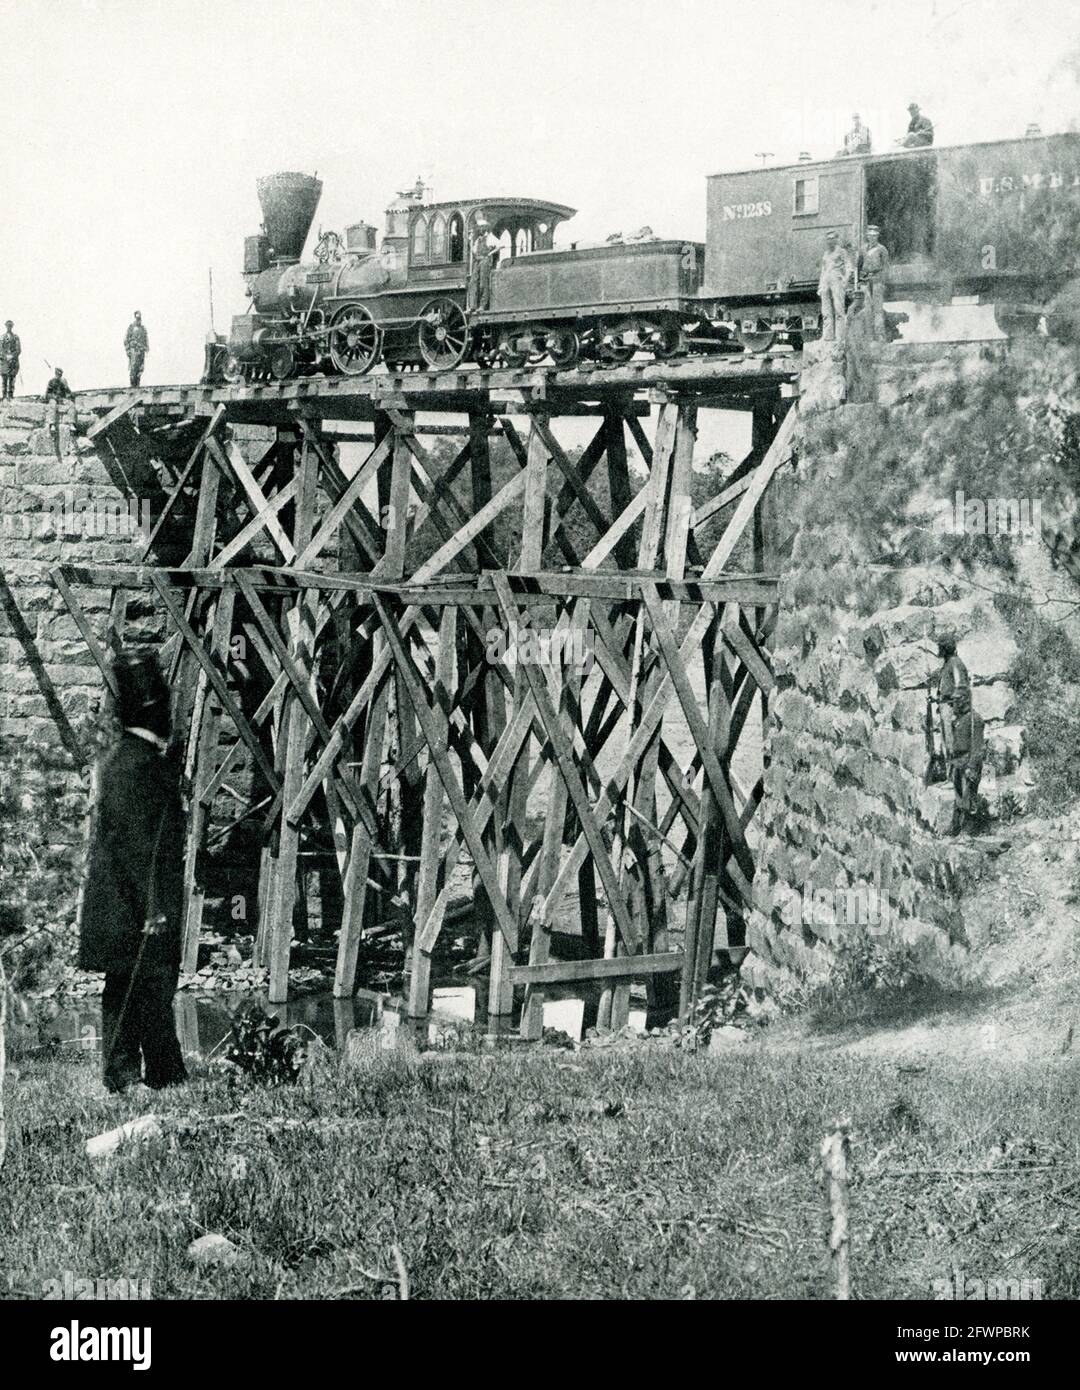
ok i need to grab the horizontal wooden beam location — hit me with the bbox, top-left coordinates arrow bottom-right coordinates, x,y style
56,563 -> 778,607
73,354 -> 800,424
507,952 -> 683,985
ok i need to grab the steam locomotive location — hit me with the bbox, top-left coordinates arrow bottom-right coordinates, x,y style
205,172 -> 736,382
206,127 -> 1080,381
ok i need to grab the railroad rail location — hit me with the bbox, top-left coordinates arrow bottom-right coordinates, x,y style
74,352 -> 801,428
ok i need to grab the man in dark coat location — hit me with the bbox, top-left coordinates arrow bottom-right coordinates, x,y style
902,103 -> 934,147
124,311 -> 149,387
78,650 -> 187,1093
1,320 -> 20,398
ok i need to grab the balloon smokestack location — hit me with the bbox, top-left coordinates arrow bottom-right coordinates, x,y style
257,172 -> 323,264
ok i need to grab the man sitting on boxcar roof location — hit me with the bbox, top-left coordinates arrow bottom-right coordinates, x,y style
901,102 -> 934,147
838,113 -> 872,156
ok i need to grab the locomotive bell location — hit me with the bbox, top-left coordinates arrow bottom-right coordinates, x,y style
257,172 -> 323,265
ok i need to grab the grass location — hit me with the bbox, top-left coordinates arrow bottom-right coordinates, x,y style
1002,591 -> 1080,812
804,972 -> 1007,1038
3,1045 -> 1079,1300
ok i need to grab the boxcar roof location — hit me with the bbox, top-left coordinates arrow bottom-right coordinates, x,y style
708,131 -> 1080,180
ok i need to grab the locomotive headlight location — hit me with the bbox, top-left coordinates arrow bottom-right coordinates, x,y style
538,222 -> 548,234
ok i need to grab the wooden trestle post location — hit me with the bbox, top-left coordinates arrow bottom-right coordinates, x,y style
268,428 -> 320,1001
57,357 -> 795,1023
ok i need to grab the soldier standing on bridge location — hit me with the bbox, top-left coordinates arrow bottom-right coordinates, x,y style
124,310 -> 149,387
818,230 -> 854,343
859,225 -> 890,340
78,650 -> 187,1094
1,320 -> 20,399
44,366 -> 73,402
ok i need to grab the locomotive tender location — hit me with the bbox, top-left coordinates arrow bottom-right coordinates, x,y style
208,126 -> 1080,381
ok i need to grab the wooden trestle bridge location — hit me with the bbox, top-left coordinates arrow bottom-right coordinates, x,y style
58,353 -> 799,1034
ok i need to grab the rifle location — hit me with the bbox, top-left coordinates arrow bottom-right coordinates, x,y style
924,680 -> 946,785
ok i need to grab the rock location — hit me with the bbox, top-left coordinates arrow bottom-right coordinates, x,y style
85,1113 -> 163,1160
973,683 -> 1017,722
225,1151 -> 249,1182
986,724 -> 1025,775
707,1025 -> 749,1052
964,635 -> 1019,684
187,1233 -> 245,1268
343,1020 -> 420,1067
800,343 -> 847,412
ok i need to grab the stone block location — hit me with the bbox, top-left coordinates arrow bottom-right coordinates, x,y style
972,682 -> 1016,722
985,723 -> 1024,774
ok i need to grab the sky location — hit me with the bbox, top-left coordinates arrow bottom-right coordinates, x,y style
2,0 -> 1080,390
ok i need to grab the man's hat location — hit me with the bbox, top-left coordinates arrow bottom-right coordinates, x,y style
112,649 -> 170,726
908,102 -> 920,111
4,319 -> 12,328
866,223 -> 881,233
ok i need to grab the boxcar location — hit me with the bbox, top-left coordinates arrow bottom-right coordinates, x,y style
704,131 -> 1080,341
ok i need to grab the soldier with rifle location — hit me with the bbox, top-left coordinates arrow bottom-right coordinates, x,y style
948,686 -> 985,835
933,630 -> 969,763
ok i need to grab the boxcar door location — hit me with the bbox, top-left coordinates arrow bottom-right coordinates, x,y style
788,161 -> 862,288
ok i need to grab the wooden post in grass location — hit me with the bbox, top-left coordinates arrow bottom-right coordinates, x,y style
821,1119 -> 852,1300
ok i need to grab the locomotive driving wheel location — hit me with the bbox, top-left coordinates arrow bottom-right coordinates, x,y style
546,327 -> 580,369
329,305 -> 383,376
418,297 -> 469,370
222,352 -> 246,385
269,343 -> 296,381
